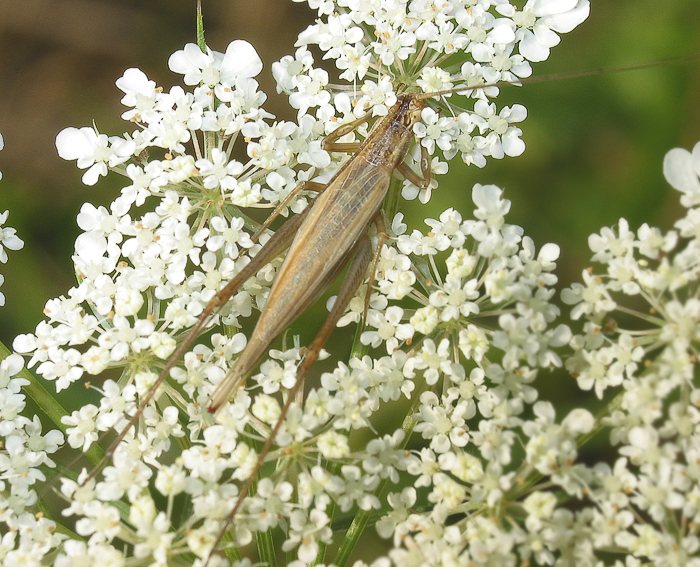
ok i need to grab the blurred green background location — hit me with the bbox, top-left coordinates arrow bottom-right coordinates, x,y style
0,1 -> 698,561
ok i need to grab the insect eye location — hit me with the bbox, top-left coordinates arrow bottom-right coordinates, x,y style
408,99 -> 424,115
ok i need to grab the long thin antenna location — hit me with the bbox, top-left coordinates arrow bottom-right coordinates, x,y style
417,53 -> 700,100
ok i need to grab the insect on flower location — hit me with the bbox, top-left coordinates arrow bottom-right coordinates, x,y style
198,63 -> 698,561
72,15 -> 550,489
16,1 -> 700,564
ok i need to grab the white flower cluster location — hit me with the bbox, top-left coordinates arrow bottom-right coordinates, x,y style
40,183 -> 564,566
548,141 -> 700,565
351,183 -> 570,385
343,186 -> 581,566
6,40 -> 316,565
280,0 -> 589,200
352,143 -> 700,566
2,1 -> 601,564
55,39 -> 329,202
17,40 -> 320,397
564,143 -> 700,399
0,354 -> 65,565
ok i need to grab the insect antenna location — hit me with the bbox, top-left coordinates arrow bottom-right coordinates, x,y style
416,53 -> 700,101
76,313 -> 216,486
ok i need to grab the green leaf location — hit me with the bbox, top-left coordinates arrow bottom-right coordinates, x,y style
196,0 -> 206,52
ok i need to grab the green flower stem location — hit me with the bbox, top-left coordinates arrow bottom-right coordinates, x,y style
256,526 -> 278,567
0,341 -> 104,466
315,462 -> 341,565
334,475 -> 409,567
196,0 -> 206,52
351,315 -> 369,359
221,532 -> 242,563
249,437 -> 277,567
333,499 -> 377,567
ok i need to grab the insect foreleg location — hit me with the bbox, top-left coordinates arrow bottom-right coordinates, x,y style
322,111 -> 373,150
252,179 -> 327,242
396,144 -> 432,189
205,233 -> 375,564
419,143 -> 431,188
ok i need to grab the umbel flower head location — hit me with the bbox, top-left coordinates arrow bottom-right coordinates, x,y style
278,0 -> 590,200
3,1 -> 597,564
563,141 -> 700,399
555,141 -> 700,565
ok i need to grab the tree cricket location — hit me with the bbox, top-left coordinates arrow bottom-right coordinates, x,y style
4,0 -> 699,559
83,89 -> 433,475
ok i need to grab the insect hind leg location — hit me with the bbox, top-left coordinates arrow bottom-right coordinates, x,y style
396,142 -> 432,189
204,233 -> 375,564
78,205 -> 311,486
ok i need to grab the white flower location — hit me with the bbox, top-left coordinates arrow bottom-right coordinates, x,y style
62,404 -> 99,451
282,509 -> 333,563
377,487 -> 416,538
498,0 -> 591,62
116,68 -> 159,122
196,149 -> 245,192
413,107 -> 456,154
472,183 -> 511,228
317,430 -> 350,459
251,394 -> 281,425
664,141 -> 700,208
0,210 -> 24,263
361,305 -> 414,353
168,40 -> 263,86
56,127 -> 135,185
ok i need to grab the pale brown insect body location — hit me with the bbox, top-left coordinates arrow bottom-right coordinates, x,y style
208,93 -> 426,410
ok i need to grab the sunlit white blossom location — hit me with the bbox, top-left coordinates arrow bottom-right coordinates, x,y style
285,0 -> 589,197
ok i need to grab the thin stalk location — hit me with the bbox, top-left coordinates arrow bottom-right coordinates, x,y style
314,461 -> 341,565
333,495 -> 377,567
256,526 -> 278,567
196,1 -> 206,52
